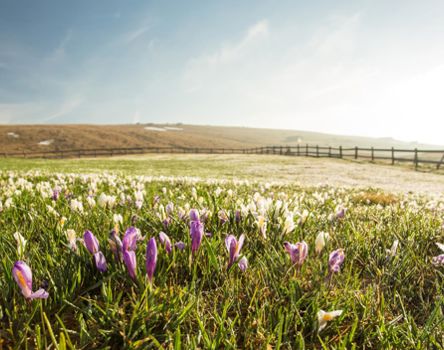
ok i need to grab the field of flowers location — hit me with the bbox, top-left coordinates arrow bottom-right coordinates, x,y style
1,171 -> 444,349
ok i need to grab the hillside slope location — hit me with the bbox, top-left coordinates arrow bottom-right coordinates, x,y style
0,124 -> 441,153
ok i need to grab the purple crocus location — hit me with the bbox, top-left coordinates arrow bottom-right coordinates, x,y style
329,249 -> 345,273
235,210 -> 242,223
238,256 -> 248,272
12,261 -> 49,300
284,241 -> 308,266
225,234 -> 245,268
84,230 -> 99,254
108,229 -> 123,261
432,255 -> 444,266
51,189 -> 60,201
189,209 -> 200,222
336,207 -> 347,220
162,218 -> 171,230
159,231 -> 172,254
218,210 -> 229,225
122,227 -> 139,279
83,230 -> 107,272
122,227 -> 139,252
190,220 -> 204,254
175,241 -> 186,250
146,237 -> 157,283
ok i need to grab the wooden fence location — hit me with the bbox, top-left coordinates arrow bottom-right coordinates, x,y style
1,145 -> 444,170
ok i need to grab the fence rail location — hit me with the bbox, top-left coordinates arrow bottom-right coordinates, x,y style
1,145 -> 444,170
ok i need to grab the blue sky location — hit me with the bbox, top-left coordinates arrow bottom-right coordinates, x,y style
1,0 -> 444,144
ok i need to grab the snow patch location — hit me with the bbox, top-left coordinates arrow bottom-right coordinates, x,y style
7,132 -> 19,138
38,139 -> 54,146
144,127 -> 166,132
164,127 -> 183,131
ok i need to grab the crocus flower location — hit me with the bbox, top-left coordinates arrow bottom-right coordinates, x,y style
122,227 -> 139,252
84,230 -> 99,254
13,232 -> 27,257
159,231 -> 172,254
235,210 -> 242,223
146,237 -> 157,283
328,249 -> 345,273
108,228 -> 123,261
123,250 -> 137,279
218,210 -> 229,225
256,216 -> 267,239
432,242 -> 444,266
65,229 -> 78,252
225,234 -> 245,268
315,231 -> 329,254
166,202 -> 174,216
317,309 -> 343,332
335,206 -> 347,219
190,220 -> 204,254
162,217 -> 171,230
283,214 -> 295,235
113,213 -> 123,226
83,230 -> 107,272
386,239 -> 399,258
51,189 -> 60,201
175,241 -> 186,250
238,256 -> 248,272
12,261 -> 49,300
189,208 -> 200,222
284,241 -> 308,266
122,227 -> 140,279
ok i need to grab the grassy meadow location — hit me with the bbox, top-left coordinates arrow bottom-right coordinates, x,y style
0,159 -> 444,348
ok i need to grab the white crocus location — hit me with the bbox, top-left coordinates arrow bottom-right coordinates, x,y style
283,213 -> 295,235
14,232 -> 27,257
386,239 -> 399,257
256,215 -> 267,239
315,231 -> 329,254
317,309 -> 343,332
113,214 -> 123,225
65,229 -> 78,252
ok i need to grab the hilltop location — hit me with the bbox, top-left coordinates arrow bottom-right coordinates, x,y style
0,124 -> 441,153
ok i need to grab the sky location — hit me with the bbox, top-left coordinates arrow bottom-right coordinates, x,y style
0,0 -> 444,144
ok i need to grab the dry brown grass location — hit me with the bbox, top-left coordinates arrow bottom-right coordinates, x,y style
1,124 -> 442,154
352,191 -> 399,206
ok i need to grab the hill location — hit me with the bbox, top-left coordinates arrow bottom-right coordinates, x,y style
0,124 -> 442,153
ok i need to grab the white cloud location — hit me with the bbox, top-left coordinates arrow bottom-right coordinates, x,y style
310,13 -> 361,56
43,96 -> 85,122
47,30 -> 73,63
183,20 -> 269,91
122,24 -> 152,44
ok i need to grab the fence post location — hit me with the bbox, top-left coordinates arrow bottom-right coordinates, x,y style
306,144 -> 308,156
280,146 -> 283,155
355,146 -> 358,160
328,146 -> 331,157
391,147 -> 395,165
371,147 -> 374,161
297,144 -> 300,156
437,154 -> 444,170
414,148 -> 418,170
339,146 -> 343,158
316,145 -> 319,157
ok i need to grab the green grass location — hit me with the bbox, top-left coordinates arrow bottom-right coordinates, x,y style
0,170 -> 444,349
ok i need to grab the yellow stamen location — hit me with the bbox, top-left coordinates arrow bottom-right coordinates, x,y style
323,314 -> 334,321
16,270 -> 28,288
